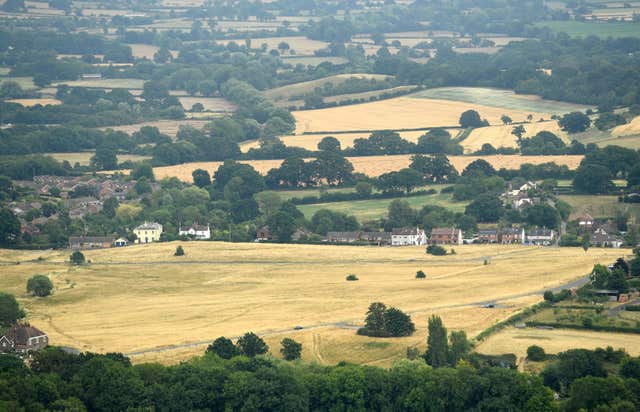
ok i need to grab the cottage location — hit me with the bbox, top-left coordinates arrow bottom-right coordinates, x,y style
526,228 -> 555,246
590,228 -> 623,248
477,228 -> 499,244
256,226 -> 276,242
179,223 -> 211,240
68,236 -> 115,249
292,228 -> 312,241
0,323 -> 48,353
501,227 -> 525,244
578,213 -> 595,230
429,228 -> 463,245
325,231 -> 391,245
391,227 -> 427,246
134,222 -> 163,244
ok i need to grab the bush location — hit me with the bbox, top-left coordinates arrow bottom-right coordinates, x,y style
346,274 -> 359,281
426,245 -> 447,256
69,251 -> 85,265
26,275 -> 53,297
416,270 -> 426,279
527,345 -> 546,361
174,245 -> 184,256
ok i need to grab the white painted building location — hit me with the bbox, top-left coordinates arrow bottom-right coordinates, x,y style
179,223 -> 211,240
391,227 -> 428,246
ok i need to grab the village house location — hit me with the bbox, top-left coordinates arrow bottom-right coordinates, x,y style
477,228 -> 499,243
526,228 -> 555,246
68,236 -> 115,249
503,181 -> 540,211
0,323 -> 48,354
590,227 -> 624,248
179,223 -> 211,240
500,227 -> 525,244
134,222 -> 163,244
391,227 -> 427,246
578,214 -> 595,231
325,231 -> 391,245
429,228 -> 463,245
256,226 -> 276,242
292,228 -> 312,241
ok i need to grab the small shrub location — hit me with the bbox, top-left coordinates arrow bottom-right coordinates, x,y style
416,270 -> 426,279
26,275 -> 54,297
69,251 -> 85,265
483,259 -> 489,265
346,274 -> 359,281
582,317 -> 594,328
527,345 -> 546,361
174,245 -> 185,256
406,347 -> 420,360
426,245 -> 447,256
450,249 -> 456,255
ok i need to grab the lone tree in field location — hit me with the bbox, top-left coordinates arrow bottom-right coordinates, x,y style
0,292 -> 24,327
527,345 -> 546,361
174,245 -> 185,256
27,275 -> 54,297
559,112 -> 591,133
207,337 -> 239,359
416,270 -> 426,279
280,338 -> 302,361
426,245 -> 447,256
425,315 -> 448,367
69,251 -> 85,265
236,332 -> 269,357
358,302 -> 415,337
346,274 -> 359,281
459,110 -> 487,128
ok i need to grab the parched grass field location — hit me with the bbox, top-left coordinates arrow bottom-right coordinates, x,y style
462,121 -> 570,152
98,120 -> 210,138
147,155 -> 584,182
612,115 -> 640,137
5,98 -> 62,107
292,93 -> 552,134
558,195 -> 640,220
0,243 -> 625,365
48,152 -> 151,166
534,21 -> 640,38
476,327 -> 640,363
52,78 -> 145,89
265,74 -> 392,102
177,97 -> 236,112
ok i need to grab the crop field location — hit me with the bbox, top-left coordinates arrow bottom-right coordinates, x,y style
462,121 -> 570,152
0,243 -> 624,365
48,152 -> 152,166
128,44 -> 172,59
281,56 -> 349,67
98,120 -> 210,138
147,155 -> 584,182
415,87 -> 591,115
612,115 -> 640,137
476,327 -> 640,364
265,74 -> 391,102
51,78 -> 146,89
292,94 -> 552,134
5,98 -> 62,107
534,21 -> 640,38
298,192 -> 468,220
177,97 -> 236,112
217,36 -> 328,56
558,195 -> 640,220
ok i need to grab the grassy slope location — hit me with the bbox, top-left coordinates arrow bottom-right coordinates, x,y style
534,21 -> 640,38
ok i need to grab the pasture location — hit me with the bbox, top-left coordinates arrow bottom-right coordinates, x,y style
217,36 -> 328,56
534,21 -> 640,38
98,120 -> 210,138
51,78 -> 145,89
0,76 -> 37,90
265,74 -> 392,102
292,94 -> 552,134
5,98 -> 62,107
0,243 -> 624,365
462,121 -> 570,152
48,152 -> 151,166
177,97 -> 237,112
147,155 -> 584,182
558,195 -> 640,220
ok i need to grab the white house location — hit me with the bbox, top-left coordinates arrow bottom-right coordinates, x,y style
526,228 -> 555,246
179,223 -> 211,240
391,227 -> 427,246
134,222 -> 163,244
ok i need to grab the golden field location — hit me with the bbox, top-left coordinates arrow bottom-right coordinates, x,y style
217,36 -> 328,55
265,74 -> 391,102
293,96 -> 550,134
177,96 -> 236,112
0,243 -> 626,365
98,120 -> 210,138
148,155 -> 584,182
612,115 -> 640,137
5,98 -> 62,107
48,152 -> 151,166
462,121 -> 570,152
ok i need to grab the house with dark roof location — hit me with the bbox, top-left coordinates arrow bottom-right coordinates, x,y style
500,227 -> 525,244
325,231 -> 391,245
68,236 -> 115,249
477,228 -> 499,244
429,228 -> 462,245
526,228 -> 555,246
0,323 -> 48,353
590,228 -> 623,248
391,227 -> 427,246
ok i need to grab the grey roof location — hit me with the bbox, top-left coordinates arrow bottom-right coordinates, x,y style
135,222 -> 162,231
392,227 -> 422,236
69,236 -> 115,243
527,228 -> 554,237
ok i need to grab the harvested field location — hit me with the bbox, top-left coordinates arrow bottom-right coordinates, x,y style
612,115 -> 640,137
281,56 -> 349,66
558,195 -> 640,220
98,120 -> 210,138
52,78 -> 145,89
292,95 -> 551,134
217,36 -> 328,55
462,121 -> 570,152
145,155 -> 584,182
0,243 -> 623,365
265,74 -> 392,101
177,97 -> 236,112
48,152 -> 151,166
476,327 -> 640,362
5,98 -> 62,107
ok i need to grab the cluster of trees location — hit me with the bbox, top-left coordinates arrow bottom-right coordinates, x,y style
573,146 -> 640,194
357,302 -> 416,337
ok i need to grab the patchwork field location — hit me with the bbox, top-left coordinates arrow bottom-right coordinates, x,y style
0,243 -> 625,365
98,119 -> 210,138
146,155 -> 584,182
48,152 -> 152,166
462,121 -> 570,152
265,74 -> 392,102
292,93 -> 554,134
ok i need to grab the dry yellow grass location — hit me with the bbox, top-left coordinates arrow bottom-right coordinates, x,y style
476,327 -> 640,364
265,74 -> 391,101
48,152 -> 151,166
462,121 -> 570,152
147,154 -> 583,182
293,96 -> 549,133
5,98 -> 61,107
612,115 -> 640,137
98,120 -> 210,138
217,36 -> 328,55
178,96 -> 236,112
0,243 -> 625,364
51,78 -> 145,89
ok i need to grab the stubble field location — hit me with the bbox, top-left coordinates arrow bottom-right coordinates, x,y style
0,243 -> 625,365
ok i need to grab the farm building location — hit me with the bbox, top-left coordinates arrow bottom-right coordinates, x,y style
179,223 -> 211,240
0,323 -> 48,354
134,222 -> 163,244
429,228 -> 463,245
391,227 -> 427,246
68,236 -> 115,249
526,228 -> 555,246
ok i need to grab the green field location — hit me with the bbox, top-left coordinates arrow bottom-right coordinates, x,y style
298,192 -> 467,220
559,194 -> 640,219
0,76 -> 37,90
415,87 -> 591,115
534,21 -> 640,38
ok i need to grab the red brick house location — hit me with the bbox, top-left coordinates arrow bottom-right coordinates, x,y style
0,323 -> 48,353
477,229 -> 499,243
429,228 -> 463,245
500,227 -> 525,244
